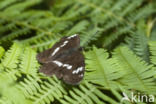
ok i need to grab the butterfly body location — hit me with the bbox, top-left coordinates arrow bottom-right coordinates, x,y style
37,34 -> 85,85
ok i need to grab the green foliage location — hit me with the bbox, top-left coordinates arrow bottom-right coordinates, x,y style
19,47 -> 39,77
113,46 -> 156,94
0,0 -> 155,50
1,43 -> 22,70
0,0 -> 156,104
0,46 -> 5,59
149,41 -> 156,65
59,82 -> 120,104
28,76 -> 67,104
85,47 -> 122,89
0,72 -> 31,104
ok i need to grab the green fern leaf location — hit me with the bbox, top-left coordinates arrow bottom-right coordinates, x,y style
30,76 -> 67,104
0,22 -> 17,35
0,73 -> 32,104
127,20 -> 149,62
1,43 -> 22,69
0,28 -> 31,43
149,41 -> 156,65
67,20 -> 89,35
18,75 -> 41,98
59,82 -> 119,104
0,46 -> 5,59
0,0 -> 17,10
80,27 -> 101,46
19,47 -> 39,76
113,46 -> 156,94
85,46 -> 123,88
4,0 -> 42,15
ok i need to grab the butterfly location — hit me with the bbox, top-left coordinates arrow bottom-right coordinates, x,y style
37,34 -> 85,85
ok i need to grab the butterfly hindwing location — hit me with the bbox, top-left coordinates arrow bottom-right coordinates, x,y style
39,62 -> 63,79
61,50 -> 85,85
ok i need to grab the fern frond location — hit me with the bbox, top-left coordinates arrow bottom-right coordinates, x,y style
19,47 -> 39,76
128,3 -> 155,23
0,28 -> 31,43
18,75 -> 41,97
120,0 -> 143,16
102,26 -> 133,47
29,34 -> 60,52
125,20 -> 150,62
85,46 -> 122,88
61,1 -> 90,20
113,46 -> 156,94
67,20 -> 89,35
0,0 -> 17,10
1,43 -> 22,69
0,73 -> 31,104
0,0 -> 154,49
149,41 -> 156,65
21,32 -> 57,46
0,46 -> 5,59
0,22 -> 17,35
77,0 -> 155,47
0,97 -> 12,104
30,76 -> 67,104
3,0 -> 42,15
133,32 -> 149,62
80,27 -> 101,46
20,21 -> 72,51
49,21 -> 72,33
59,82 -> 119,104
123,33 -> 135,50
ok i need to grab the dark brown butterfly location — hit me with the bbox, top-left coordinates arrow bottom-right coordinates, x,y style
37,34 -> 85,85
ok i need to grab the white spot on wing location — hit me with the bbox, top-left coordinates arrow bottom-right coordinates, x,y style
72,67 -> 83,74
80,74 -> 83,77
60,41 -> 68,47
53,60 -> 72,70
51,40 -> 69,57
67,34 -> 77,39
72,71 -> 76,74
63,64 -> 72,70
53,60 -> 63,67
51,47 -> 60,56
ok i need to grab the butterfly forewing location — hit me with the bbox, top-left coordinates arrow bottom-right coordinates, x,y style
37,35 -> 80,63
61,50 -> 85,85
